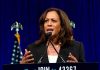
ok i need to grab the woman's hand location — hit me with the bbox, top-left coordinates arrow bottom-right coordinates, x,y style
20,49 -> 34,64
67,52 -> 78,63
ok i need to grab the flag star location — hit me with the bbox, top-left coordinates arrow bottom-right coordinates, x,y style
12,53 -> 15,56
20,52 -> 23,55
14,45 -> 16,48
20,56 -> 23,59
11,58 -> 14,61
11,62 -> 14,64
16,55 -> 18,57
17,46 -> 20,49
14,41 -> 17,43
13,49 -> 16,52
16,59 -> 18,62
17,51 -> 19,53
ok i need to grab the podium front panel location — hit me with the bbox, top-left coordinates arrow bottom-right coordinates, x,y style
3,63 -> 99,70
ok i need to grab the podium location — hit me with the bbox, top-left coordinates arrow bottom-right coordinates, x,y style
3,63 -> 99,70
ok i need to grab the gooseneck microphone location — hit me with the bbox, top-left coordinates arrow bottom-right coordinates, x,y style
45,32 -> 52,42
37,32 -> 52,63
38,32 -> 66,63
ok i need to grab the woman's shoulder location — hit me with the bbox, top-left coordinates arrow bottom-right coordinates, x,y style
27,42 -> 44,50
71,40 -> 83,47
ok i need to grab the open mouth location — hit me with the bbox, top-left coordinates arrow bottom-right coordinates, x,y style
47,29 -> 53,32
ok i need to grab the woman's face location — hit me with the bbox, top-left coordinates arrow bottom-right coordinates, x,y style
44,11 -> 61,36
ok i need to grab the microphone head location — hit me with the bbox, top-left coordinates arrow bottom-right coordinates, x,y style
45,32 -> 52,41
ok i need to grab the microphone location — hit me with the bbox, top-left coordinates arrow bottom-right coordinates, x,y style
45,32 -> 52,42
38,32 -> 66,63
46,32 -> 66,63
37,32 -> 52,63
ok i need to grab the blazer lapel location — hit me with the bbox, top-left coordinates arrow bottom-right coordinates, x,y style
57,45 -> 69,63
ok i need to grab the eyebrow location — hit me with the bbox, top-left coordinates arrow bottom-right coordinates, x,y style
45,18 -> 59,20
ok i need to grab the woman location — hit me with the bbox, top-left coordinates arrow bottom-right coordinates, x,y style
20,8 -> 85,64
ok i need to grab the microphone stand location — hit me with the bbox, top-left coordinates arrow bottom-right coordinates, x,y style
37,32 -> 51,63
38,32 -> 66,63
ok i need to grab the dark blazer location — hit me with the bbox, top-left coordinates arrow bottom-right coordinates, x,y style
27,40 -> 85,63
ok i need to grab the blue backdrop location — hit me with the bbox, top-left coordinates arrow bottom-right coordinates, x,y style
0,0 -> 100,70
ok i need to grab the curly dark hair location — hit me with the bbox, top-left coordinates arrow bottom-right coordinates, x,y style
35,8 -> 73,46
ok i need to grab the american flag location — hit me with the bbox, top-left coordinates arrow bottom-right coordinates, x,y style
11,33 -> 23,64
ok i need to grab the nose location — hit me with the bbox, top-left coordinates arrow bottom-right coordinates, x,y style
47,20 -> 52,27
